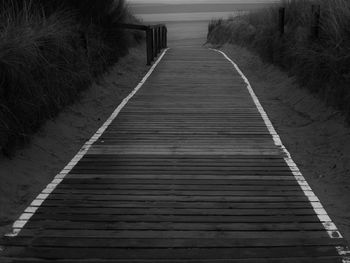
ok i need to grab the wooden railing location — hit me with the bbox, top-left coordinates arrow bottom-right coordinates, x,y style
121,23 -> 167,65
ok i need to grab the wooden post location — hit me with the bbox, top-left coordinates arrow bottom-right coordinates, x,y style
155,27 -> 158,55
157,27 -> 161,53
311,5 -> 320,39
279,7 -> 285,36
165,27 -> 167,48
156,26 -> 159,56
162,26 -> 166,48
152,27 -> 157,57
151,28 -> 155,60
159,27 -> 161,53
146,27 -> 153,65
161,26 -> 164,48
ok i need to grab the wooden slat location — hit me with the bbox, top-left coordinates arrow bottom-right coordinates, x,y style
6,258 -> 344,263
21,221 -> 327,231
1,247 -> 342,260
3,237 -> 345,247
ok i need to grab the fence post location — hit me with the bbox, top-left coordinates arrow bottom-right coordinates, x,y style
157,27 -> 161,54
155,27 -> 158,54
311,5 -> 320,39
152,27 -> 155,60
161,26 -> 164,48
279,7 -> 285,36
162,26 -> 165,48
165,27 -> 167,48
146,26 -> 153,65
152,27 -> 156,58
155,27 -> 158,55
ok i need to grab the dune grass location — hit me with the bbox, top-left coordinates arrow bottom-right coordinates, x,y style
0,0 -> 143,156
207,0 -> 350,119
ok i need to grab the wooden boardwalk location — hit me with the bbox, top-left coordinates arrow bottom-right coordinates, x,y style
1,47 -> 348,262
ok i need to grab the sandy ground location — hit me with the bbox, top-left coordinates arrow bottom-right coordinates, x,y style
219,44 -> 350,242
0,45 -> 148,236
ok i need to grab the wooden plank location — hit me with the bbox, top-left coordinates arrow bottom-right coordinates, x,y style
44,189 -> 310,197
59,178 -> 301,185
27,214 -> 321,223
33,207 -> 319,216
6,257 -> 345,263
3,237 -> 344,248
64,174 -> 298,180
55,184 -> 303,191
2,247 -> 341,260
36,200 -> 317,209
21,221 -> 328,231
42,194 -> 311,202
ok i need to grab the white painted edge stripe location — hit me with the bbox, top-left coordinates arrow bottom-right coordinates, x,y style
3,48 -> 169,238
210,48 -> 350,261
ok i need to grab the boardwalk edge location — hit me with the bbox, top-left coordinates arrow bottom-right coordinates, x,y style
209,48 -> 350,262
3,48 -> 170,238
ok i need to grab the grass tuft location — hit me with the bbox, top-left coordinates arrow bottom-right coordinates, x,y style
207,0 -> 350,120
0,0 -> 143,156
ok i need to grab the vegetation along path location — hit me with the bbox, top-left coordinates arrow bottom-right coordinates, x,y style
1,47 -> 349,262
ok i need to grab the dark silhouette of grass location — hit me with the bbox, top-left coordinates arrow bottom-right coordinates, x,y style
207,0 -> 350,120
0,0 -> 143,156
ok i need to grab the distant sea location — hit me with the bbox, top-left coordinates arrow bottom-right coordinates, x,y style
130,3 -> 274,23
136,11 -> 244,23
130,3 -> 275,45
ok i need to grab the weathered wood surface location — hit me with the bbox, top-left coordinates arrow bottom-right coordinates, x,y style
1,47 -> 347,262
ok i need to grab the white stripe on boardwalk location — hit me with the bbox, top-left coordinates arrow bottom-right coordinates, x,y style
3,48 -> 170,238
210,48 -> 350,262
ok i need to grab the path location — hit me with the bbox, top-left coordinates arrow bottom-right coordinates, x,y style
1,47 -> 348,262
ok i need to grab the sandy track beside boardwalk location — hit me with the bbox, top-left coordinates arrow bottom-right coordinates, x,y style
219,43 -> 350,242
0,46 -> 148,236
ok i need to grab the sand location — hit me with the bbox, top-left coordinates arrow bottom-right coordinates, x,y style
0,45 -> 148,236
219,44 -> 350,242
